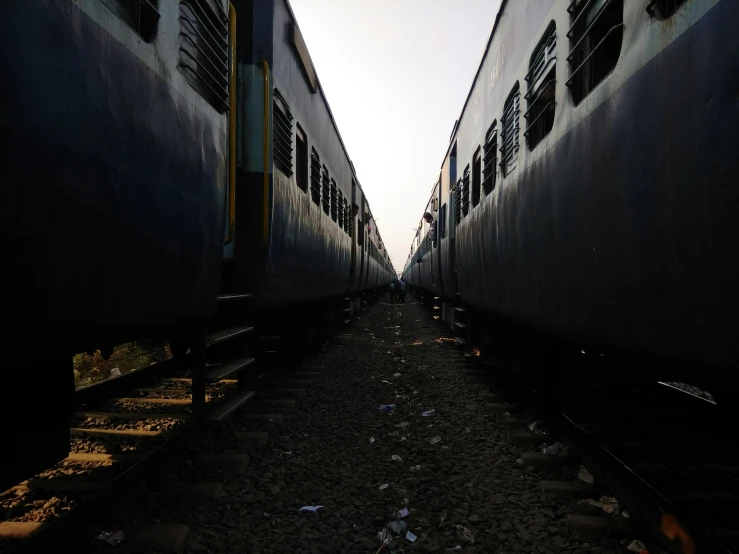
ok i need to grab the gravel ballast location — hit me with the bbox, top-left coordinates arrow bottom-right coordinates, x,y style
89,297 -> 620,553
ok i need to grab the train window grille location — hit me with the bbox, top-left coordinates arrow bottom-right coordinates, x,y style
338,190 -> 345,228
102,0 -> 161,42
461,165 -> 470,216
272,89 -> 293,176
525,23 -> 557,149
310,149 -> 321,205
296,124 -> 308,192
472,150 -> 482,208
330,180 -> 338,222
482,123 -> 497,195
453,181 -> 461,226
345,200 -> 352,236
567,0 -> 624,105
500,83 -> 520,176
178,0 -> 230,112
321,166 -> 330,215
646,0 -> 687,18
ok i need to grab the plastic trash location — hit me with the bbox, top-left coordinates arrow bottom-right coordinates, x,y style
381,380 -> 393,385
391,455 -> 403,462
579,496 -> 619,515
627,539 -> 648,553
96,531 -> 125,545
578,465 -> 594,484
516,458 -> 524,464
393,373 -> 401,377
369,437 -> 375,444
378,483 -> 389,490
377,529 -> 391,543
421,409 -> 435,417
378,404 -> 396,413
430,436 -> 441,444
405,531 -> 417,543
455,525 -> 475,544
397,508 -> 410,519
388,520 -> 407,535
299,505 -> 324,512
110,368 -> 121,377
410,465 -> 421,472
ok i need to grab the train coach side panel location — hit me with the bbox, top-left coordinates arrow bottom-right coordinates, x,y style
0,0 -> 227,353
456,0 -> 739,368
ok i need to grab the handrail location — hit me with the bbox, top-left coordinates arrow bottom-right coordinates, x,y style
260,59 -> 270,248
224,2 -> 236,245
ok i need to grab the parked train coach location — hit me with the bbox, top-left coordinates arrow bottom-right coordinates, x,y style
1,0 -> 393,489
403,0 -> 739,395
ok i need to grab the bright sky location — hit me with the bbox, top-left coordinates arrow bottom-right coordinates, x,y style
289,0 -> 502,275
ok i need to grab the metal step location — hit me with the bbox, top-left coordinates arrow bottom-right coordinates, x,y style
455,321 -> 467,328
455,336 -> 467,345
206,325 -> 253,347
217,293 -> 252,302
208,390 -> 256,422
454,307 -> 466,313
206,358 -> 255,381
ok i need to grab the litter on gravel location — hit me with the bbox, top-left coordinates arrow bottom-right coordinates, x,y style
298,505 -> 324,512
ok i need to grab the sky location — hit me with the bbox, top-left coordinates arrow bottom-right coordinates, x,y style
288,0 -> 502,275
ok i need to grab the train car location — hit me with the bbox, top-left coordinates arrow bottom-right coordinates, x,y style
405,0 -> 739,392
1,0 -> 391,491
221,0 -> 394,326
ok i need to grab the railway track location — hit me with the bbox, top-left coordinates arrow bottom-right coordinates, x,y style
418,289 -> 738,554
0,294 -> 363,553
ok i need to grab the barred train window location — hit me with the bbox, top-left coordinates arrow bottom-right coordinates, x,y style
178,0 -> 230,111
321,166 -> 330,215
272,90 -> 293,176
461,165 -> 470,216
330,179 -> 338,222
500,83 -> 520,176
440,204 -> 447,238
472,149 -> 481,208
296,125 -> 308,192
482,123 -> 497,195
102,0 -> 161,42
310,149 -> 321,205
344,198 -> 352,236
525,23 -> 556,149
647,0 -> 688,18
338,190 -> 345,228
567,0 -> 624,105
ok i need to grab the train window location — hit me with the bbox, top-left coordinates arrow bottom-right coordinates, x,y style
472,149 -> 482,208
454,179 -> 461,226
461,165 -> 470,216
330,180 -> 338,222
482,123 -> 497,195
272,90 -> 293,176
647,0 -> 688,18
178,0 -> 230,111
500,83 -> 521,176
440,204 -> 447,238
357,217 -> 363,245
525,23 -> 556,149
345,199 -> 352,236
310,149 -> 321,205
338,190 -> 345,228
567,0 -> 624,105
296,125 -> 308,192
321,166 -> 330,215
102,0 -> 160,42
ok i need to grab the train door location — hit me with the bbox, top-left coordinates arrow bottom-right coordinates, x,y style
348,179 -> 358,290
434,176 -> 444,295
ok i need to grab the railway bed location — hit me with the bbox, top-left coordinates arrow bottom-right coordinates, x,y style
417,286 -> 739,554
78,296 -> 623,553
0,292 -> 368,554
